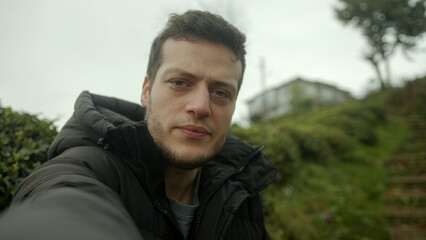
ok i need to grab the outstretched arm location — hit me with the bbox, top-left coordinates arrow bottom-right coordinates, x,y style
0,187 -> 142,240
0,146 -> 143,240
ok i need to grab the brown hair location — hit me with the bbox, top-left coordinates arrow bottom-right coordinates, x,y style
146,10 -> 247,92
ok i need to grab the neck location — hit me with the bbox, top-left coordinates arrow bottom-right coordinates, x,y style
164,166 -> 199,205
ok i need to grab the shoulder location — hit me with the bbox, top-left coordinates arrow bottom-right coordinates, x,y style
12,146 -> 131,203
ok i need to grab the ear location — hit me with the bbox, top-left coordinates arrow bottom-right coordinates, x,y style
141,76 -> 150,107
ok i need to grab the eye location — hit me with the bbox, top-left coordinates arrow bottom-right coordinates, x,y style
169,79 -> 192,89
211,89 -> 230,99
171,80 -> 187,86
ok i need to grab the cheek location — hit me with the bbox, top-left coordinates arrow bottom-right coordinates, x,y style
151,94 -> 181,116
214,107 -> 234,128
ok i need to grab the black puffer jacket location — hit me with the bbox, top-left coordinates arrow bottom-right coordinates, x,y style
1,91 -> 276,240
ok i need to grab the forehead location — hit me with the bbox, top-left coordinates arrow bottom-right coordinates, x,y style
161,38 -> 238,62
157,38 -> 242,80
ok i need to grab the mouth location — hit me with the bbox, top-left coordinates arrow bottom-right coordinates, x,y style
178,125 -> 210,139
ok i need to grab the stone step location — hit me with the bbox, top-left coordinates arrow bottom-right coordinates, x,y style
410,134 -> 426,141
398,144 -> 426,154
387,175 -> 426,186
385,152 -> 426,166
383,189 -> 426,207
395,152 -> 426,159
386,164 -> 426,176
408,124 -> 426,131
385,118 -> 426,239
385,206 -> 426,223
384,189 -> 426,199
388,224 -> 426,240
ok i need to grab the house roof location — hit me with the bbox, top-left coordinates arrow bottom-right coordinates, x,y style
246,77 -> 351,104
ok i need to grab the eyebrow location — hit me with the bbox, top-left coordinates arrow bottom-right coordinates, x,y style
163,67 -> 237,95
163,68 -> 197,79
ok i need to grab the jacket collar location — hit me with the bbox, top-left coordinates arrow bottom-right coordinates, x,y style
49,91 -> 276,200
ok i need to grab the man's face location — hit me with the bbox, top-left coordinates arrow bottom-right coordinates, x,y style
141,38 -> 242,169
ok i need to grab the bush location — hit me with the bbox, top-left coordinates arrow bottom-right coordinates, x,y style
235,77 -> 422,240
319,115 -> 378,145
0,104 -> 57,210
263,126 -> 301,183
339,105 -> 381,126
301,124 -> 357,162
231,121 -> 360,184
232,124 -> 301,184
388,76 -> 426,118
278,124 -> 332,164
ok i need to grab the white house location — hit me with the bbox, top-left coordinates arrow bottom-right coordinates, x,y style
246,78 -> 352,122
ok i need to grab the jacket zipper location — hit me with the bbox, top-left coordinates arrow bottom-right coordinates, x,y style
130,124 -> 183,240
191,146 -> 268,240
191,199 -> 207,240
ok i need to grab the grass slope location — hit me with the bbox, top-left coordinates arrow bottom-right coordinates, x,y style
231,85 -> 417,239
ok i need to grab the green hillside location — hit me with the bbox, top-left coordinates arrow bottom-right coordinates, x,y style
1,76 -> 425,239
231,76 -> 426,239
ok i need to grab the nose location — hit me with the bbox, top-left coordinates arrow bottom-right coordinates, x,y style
185,86 -> 211,119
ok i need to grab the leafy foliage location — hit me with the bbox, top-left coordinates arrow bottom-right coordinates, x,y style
334,0 -> 426,89
232,100 -> 386,185
237,98 -> 387,165
388,76 -> 426,118
234,103 -> 385,238
0,104 -> 57,210
231,76 -> 426,239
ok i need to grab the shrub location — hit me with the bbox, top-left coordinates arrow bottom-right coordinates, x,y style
232,124 -> 301,184
231,124 -> 268,147
278,124 -> 332,164
236,78 -> 424,240
232,121 -> 359,184
365,103 -> 388,123
388,76 -> 426,118
319,115 -> 378,145
0,104 -> 57,210
339,105 -> 381,126
263,126 -> 301,184
302,125 -> 357,162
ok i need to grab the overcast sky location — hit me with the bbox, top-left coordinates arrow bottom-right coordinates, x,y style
1,0 -> 425,128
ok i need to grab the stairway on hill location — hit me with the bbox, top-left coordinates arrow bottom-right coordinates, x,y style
384,117 -> 426,240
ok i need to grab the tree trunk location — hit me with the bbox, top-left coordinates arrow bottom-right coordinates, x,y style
371,58 -> 386,90
365,52 -> 387,90
384,56 -> 392,88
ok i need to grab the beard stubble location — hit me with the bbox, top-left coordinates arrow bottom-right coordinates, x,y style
144,102 -> 227,170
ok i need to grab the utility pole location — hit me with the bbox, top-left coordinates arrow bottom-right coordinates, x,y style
260,57 -> 267,121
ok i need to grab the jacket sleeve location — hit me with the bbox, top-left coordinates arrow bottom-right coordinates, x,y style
0,146 -> 143,240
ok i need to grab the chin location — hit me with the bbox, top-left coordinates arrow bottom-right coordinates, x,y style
166,151 -> 213,170
156,140 -> 216,170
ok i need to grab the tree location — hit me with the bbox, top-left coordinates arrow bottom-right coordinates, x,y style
0,103 -> 57,210
334,0 -> 426,89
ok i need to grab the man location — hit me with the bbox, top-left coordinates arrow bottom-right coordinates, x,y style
0,10 -> 276,239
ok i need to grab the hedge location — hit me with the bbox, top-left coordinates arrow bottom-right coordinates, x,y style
0,104 -> 57,210
231,99 -> 388,184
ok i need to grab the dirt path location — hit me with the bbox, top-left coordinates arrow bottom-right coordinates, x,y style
384,118 -> 426,240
